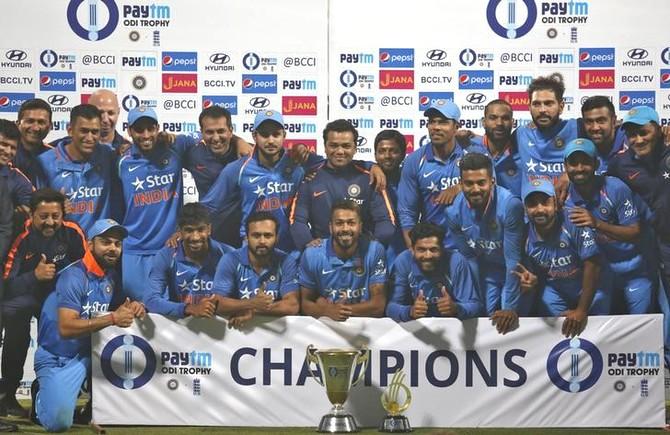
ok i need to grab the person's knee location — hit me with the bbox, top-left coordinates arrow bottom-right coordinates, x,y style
39,402 -> 75,433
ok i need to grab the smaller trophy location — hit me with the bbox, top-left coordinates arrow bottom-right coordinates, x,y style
379,369 -> 412,432
305,344 -> 369,433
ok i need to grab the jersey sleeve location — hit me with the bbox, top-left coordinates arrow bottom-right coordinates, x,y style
144,248 -> 186,318
173,134 -> 198,158
279,251 -> 300,296
289,181 -> 314,250
368,241 -> 387,286
500,197 -> 524,311
397,154 -> 420,230
298,247 -> 318,290
385,253 -> 413,322
11,169 -> 34,206
370,188 -> 396,245
212,252 -> 238,297
570,221 -> 600,261
200,161 -> 241,215
610,178 -> 639,226
449,251 -> 482,319
56,267 -> 86,312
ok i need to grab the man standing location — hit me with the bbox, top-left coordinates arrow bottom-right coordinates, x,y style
445,153 -> 526,334
213,212 -> 300,327
579,96 -> 627,173
300,200 -> 387,321
145,203 -> 233,318
33,219 -> 144,432
13,99 -> 53,187
397,100 -> 466,248
1,189 -> 86,416
387,222 -> 480,322
39,104 -> 121,232
0,119 -> 33,230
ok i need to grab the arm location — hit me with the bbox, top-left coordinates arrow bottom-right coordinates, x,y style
260,252 -> 300,316
144,249 -> 187,318
289,182 -> 315,250
386,257 -> 414,322
370,188 -> 396,245
211,253 -> 272,316
500,198 -> 525,312
300,286 -> 352,321
450,252 -> 482,319
348,283 -> 386,318
200,162 -> 241,215
562,256 -> 600,338
260,292 -> 299,316
58,302 -> 136,338
397,158 -> 419,249
568,207 -> 640,242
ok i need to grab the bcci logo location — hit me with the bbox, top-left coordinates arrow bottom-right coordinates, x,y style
486,0 -> 537,39
67,0 -> 119,41
101,334 -> 156,390
546,337 -> 603,393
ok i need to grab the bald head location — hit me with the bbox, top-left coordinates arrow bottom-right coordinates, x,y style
88,89 -> 120,143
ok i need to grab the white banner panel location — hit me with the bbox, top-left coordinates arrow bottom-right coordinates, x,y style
92,314 -> 664,428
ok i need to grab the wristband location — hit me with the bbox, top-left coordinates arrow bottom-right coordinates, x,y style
110,312 -> 116,325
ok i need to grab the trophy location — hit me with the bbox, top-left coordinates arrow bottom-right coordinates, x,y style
305,344 -> 369,433
379,370 -> 412,432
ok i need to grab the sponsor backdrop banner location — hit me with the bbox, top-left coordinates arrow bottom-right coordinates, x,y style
92,314 -> 664,427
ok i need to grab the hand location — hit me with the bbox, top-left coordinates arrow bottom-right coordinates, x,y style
165,231 -> 181,248
113,304 -> 135,328
410,289 -> 428,319
568,207 -> 598,228
511,263 -> 538,293
124,298 -> 146,319
235,136 -> 253,157
14,204 -> 30,218
555,173 -> 570,206
561,308 -> 587,338
185,295 -> 217,318
156,132 -> 176,147
228,309 -> 253,329
436,286 -> 457,317
325,297 -> 353,322
433,185 -> 461,206
369,165 -> 387,192
490,309 -> 518,335
64,198 -> 74,214
34,254 -> 56,281
306,238 -> 322,248
455,129 -> 474,147
303,170 -> 317,182
250,290 -> 273,311
117,140 -> 131,155
288,142 -> 311,165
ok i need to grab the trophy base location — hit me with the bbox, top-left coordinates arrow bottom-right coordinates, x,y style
317,413 -> 360,433
379,415 -> 412,433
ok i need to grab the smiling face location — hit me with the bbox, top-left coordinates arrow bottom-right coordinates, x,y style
530,89 -> 563,130
17,109 -> 51,148
461,168 -> 494,210
330,208 -> 362,251
67,116 -> 101,160
525,192 -> 557,230
412,236 -> 442,273
31,201 -> 64,238
89,234 -> 123,269
624,122 -> 661,158
325,131 -> 357,169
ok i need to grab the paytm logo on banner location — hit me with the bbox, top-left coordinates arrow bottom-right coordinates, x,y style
486,0 -> 537,39
39,71 -> 76,91
379,49 -> 414,68
0,92 -> 35,113
202,96 -> 237,114
579,48 -> 615,68
619,91 -> 655,111
459,70 -> 494,89
418,92 -> 454,111
66,0 -> 119,41
546,337 -> 603,393
661,70 -> 670,89
100,334 -> 156,390
242,75 -> 278,94
162,52 -> 197,71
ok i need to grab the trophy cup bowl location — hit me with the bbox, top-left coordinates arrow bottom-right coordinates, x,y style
305,344 -> 369,433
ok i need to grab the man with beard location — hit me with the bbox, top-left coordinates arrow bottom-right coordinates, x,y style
387,222 -> 480,322
213,212 -> 300,328
1,189 -> 86,417
300,200 -> 387,321
563,138 -> 651,314
374,129 -> 406,265
13,99 -> 53,187
580,96 -> 628,174
39,104 -> 122,232
445,153 -> 526,334
397,100 -> 466,249
517,179 -> 607,337
468,99 -> 521,196
145,203 -> 233,318
32,219 -> 144,432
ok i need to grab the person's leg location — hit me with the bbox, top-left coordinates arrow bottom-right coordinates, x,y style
122,252 -> 152,301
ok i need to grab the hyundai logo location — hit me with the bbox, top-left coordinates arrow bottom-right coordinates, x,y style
249,97 -> 270,108
466,93 -> 487,104
426,49 -> 447,61
47,94 -> 69,106
6,50 -> 27,62
627,48 -> 648,60
356,136 -> 367,147
209,53 -> 230,65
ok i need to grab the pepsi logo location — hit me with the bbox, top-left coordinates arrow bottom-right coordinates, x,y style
459,74 -> 470,84
620,95 -> 631,105
379,52 -> 390,63
40,75 -> 51,86
242,79 -> 253,88
202,99 -> 213,108
662,73 -> 670,84
0,96 -> 9,107
419,96 -> 430,106
580,51 -> 590,62
162,55 -> 173,66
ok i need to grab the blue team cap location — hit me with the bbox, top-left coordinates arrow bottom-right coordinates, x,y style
423,99 -> 461,122
253,109 -> 284,131
522,178 -> 555,203
87,219 -> 128,241
622,106 -> 659,129
128,106 -> 158,127
564,138 -> 597,161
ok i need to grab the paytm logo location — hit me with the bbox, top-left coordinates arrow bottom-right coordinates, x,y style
0,92 -> 35,113
242,74 -> 278,94
379,48 -> 414,68
202,95 -> 238,114
39,71 -> 76,91
619,91 -> 655,111
161,51 -> 197,71
458,70 -> 494,89
579,48 -> 615,68
418,92 -> 454,111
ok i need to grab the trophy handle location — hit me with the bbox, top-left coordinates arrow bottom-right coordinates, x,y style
351,347 -> 369,387
305,344 -> 324,386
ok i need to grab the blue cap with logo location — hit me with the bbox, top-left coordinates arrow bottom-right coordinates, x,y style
564,138 -> 597,160
622,106 -> 659,128
522,178 -> 556,202
87,219 -> 128,241
423,99 -> 461,122
253,109 -> 284,131
128,106 -> 158,127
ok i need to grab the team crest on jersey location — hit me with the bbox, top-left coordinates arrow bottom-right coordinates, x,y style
347,184 -> 361,197
162,158 -> 170,166
559,241 -> 567,248
354,266 -> 365,276
105,284 -> 112,294
531,179 -> 542,187
600,207 -> 608,215
554,137 -> 565,148
507,168 -> 517,176
55,244 -> 67,254
269,274 -> 276,282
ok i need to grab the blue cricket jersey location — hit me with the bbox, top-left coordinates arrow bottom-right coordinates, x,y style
384,175 -> 407,266
39,139 -> 121,233
298,237 -> 387,303
212,246 -> 299,301
387,249 -> 480,321
144,238 -> 234,318
468,135 -> 522,196
13,141 -> 51,188
117,136 -> 196,254
184,140 -> 238,195
0,164 -> 33,207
